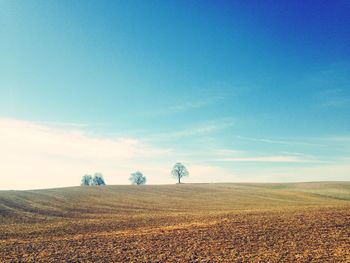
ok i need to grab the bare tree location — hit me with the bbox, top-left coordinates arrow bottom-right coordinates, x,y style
171,163 -> 189,184
129,171 -> 146,185
92,173 -> 106,185
81,174 -> 92,186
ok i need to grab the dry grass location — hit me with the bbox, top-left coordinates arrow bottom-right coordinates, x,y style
1,182 -> 349,262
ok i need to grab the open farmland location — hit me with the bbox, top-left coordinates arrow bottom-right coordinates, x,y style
0,182 -> 349,262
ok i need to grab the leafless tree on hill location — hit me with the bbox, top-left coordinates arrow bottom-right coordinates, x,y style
171,162 -> 189,184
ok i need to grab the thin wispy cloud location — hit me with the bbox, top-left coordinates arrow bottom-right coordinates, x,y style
140,95 -> 224,117
34,121 -> 89,129
315,89 -> 350,108
326,136 -> 350,143
303,63 -> 350,109
150,118 -> 235,139
218,155 -> 321,163
236,135 -> 324,146
214,149 -> 243,156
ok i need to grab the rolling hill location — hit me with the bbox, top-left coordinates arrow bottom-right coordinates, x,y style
1,182 -> 349,223
1,182 -> 349,262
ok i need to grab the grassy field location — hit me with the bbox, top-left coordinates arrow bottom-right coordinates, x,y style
1,182 -> 349,262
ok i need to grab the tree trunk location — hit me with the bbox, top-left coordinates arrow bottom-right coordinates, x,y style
178,176 -> 181,184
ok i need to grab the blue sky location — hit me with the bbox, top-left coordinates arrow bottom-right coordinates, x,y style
0,1 -> 350,189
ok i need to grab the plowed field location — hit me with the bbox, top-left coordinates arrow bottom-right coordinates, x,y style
1,182 -> 349,262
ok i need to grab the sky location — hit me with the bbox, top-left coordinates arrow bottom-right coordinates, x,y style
0,1 -> 350,190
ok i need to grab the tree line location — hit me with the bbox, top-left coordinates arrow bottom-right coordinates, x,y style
81,162 -> 188,186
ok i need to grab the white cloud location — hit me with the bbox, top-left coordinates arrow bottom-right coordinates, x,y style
0,118 -> 170,189
250,161 -> 350,182
185,164 -> 238,183
1,118 -> 348,190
